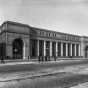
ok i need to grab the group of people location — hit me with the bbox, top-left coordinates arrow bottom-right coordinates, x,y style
0,55 -> 57,63
38,56 -> 50,62
38,55 -> 57,62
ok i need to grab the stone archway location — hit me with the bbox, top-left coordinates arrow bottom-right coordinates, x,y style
85,46 -> 88,58
13,38 -> 23,59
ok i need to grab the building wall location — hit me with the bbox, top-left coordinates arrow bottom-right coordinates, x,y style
6,32 -> 30,59
81,36 -> 84,58
0,21 -> 88,59
81,36 -> 88,58
0,33 -> 6,43
7,21 -> 29,35
0,33 -> 6,58
6,45 -> 12,58
30,27 -> 81,43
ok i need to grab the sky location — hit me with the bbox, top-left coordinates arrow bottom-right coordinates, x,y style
0,0 -> 88,36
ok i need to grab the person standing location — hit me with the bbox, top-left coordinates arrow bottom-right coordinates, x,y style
1,56 -> 4,63
54,56 -> 57,61
38,54 -> 41,62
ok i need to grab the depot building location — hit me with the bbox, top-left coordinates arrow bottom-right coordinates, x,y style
0,21 -> 87,59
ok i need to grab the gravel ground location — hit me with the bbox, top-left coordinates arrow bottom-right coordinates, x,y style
70,82 -> 88,88
0,64 -> 88,81
1,64 -> 88,88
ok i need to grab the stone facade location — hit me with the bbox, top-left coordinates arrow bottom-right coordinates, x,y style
0,21 -> 88,59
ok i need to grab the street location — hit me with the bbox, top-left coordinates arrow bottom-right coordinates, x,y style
2,73 -> 88,88
0,59 -> 88,73
0,60 -> 88,88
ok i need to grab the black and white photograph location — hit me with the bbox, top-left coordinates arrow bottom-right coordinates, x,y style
0,0 -> 88,88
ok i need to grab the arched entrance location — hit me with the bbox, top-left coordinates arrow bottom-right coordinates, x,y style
85,46 -> 88,58
13,39 -> 23,59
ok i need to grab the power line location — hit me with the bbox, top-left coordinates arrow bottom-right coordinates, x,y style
37,7 -> 88,26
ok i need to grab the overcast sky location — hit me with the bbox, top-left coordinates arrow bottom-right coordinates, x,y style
0,0 -> 88,36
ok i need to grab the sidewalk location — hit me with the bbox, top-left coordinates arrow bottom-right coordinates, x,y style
0,58 -> 83,66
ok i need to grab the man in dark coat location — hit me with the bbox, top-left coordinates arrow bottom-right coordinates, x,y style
1,56 -> 4,63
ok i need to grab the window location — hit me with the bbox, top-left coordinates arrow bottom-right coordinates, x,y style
37,30 -> 40,35
75,37 -> 77,40
58,34 -> 61,38
64,35 -> 66,39
66,35 -> 68,39
32,30 -> 34,34
35,31 -> 37,34
40,31 -> 42,35
45,32 -> 47,36
70,36 -> 72,39
53,33 -> 54,37
72,37 -> 74,40
61,35 -> 63,39
42,32 -> 44,35
55,34 -> 56,37
46,32 -> 48,36
77,37 -> 79,41
68,36 -> 70,39
49,33 -> 50,36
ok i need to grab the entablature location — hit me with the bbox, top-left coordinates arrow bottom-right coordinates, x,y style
0,21 -> 7,34
0,21 -> 30,35
30,27 -> 81,42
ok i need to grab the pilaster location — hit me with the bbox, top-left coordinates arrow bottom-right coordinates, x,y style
61,43 -> 63,56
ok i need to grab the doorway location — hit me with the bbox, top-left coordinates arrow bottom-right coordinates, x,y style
13,39 -> 23,59
85,46 -> 88,58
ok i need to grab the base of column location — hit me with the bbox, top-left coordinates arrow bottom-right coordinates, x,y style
23,56 -> 29,59
23,57 -> 25,59
30,56 -> 83,59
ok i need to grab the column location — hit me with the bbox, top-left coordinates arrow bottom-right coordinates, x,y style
61,43 -> 63,56
5,32 -> 7,44
79,44 -> 81,56
23,42 -> 25,59
30,39 -> 32,57
75,44 -> 76,57
56,42 -> 58,57
44,41 -> 46,56
66,43 -> 68,57
70,44 -> 72,56
50,41 -> 52,57
37,40 -> 39,56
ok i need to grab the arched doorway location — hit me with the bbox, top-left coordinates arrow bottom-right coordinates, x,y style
85,46 -> 88,58
13,39 -> 23,59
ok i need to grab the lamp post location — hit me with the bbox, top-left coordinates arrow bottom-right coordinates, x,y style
45,47 -> 49,61
54,52 -> 58,61
14,49 -> 17,59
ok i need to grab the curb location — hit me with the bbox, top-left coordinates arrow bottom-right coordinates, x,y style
0,60 -> 83,66
0,62 -> 36,66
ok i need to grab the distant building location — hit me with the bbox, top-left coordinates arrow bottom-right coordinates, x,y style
0,21 -> 87,59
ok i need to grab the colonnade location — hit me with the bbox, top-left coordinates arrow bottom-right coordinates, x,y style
31,40 -> 81,58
